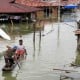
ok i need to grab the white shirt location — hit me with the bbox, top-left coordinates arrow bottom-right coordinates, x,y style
17,45 -> 25,50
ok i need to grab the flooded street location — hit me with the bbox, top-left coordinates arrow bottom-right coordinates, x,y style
0,21 -> 79,80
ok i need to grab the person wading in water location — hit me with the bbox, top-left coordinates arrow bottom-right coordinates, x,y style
15,39 -> 27,60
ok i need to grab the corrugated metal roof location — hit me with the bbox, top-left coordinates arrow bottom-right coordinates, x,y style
12,3 -> 41,12
0,0 -> 41,13
16,0 -> 79,7
16,0 -> 53,7
61,0 -> 79,6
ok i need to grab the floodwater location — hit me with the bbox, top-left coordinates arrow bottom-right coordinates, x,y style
0,21 -> 80,80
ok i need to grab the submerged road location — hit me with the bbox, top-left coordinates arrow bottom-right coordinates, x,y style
0,22 -> 78,80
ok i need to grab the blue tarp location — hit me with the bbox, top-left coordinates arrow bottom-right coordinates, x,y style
64,4 -> 78,9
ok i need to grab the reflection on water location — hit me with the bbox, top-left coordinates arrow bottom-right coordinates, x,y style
38,30 -> 42,54
2,72 -> 16,80
0,21 -> 79,80
62,13 -> 76,22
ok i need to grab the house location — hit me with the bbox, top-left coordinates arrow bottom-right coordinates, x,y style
16,0 -> 59,21
15,0 -> 79,21
0,0 -> 79,21
0,0 -> 41,22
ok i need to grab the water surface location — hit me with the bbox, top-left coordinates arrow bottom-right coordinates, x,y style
0,21 -> 79,80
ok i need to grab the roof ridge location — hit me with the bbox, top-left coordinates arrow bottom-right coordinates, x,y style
10,3 -> 27,11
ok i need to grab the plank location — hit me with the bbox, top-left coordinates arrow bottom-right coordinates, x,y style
53,68 -> 77,72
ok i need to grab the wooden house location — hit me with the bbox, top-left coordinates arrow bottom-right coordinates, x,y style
16,0 -> 79,21
0,0 -> 41,22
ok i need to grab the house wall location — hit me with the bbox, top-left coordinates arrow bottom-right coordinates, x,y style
36,7 -> 58,21
52,7 -> 58,20
36,10 -> 44,20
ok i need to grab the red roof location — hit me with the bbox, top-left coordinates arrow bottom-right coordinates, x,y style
16,0 -> 79,7
61,0 -> 79,6
67,0 -> 79,4
0,0 -> 41,13
16,0 -> 53,7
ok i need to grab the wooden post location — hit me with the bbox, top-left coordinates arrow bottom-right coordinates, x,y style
77,21 -> 80,39
33,22 -> 36,44
26,17 -> 29,29
77,20 -> 80,50
57,0 -> 61,46
32,19 -> 36,56
39,20 -> 42,52
10,19 -> 14,33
